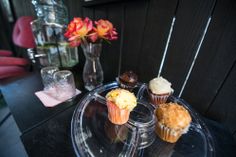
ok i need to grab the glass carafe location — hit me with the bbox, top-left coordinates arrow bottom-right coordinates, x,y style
31,0 -> 79,68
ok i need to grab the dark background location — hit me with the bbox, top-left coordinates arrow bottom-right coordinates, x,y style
0,0 -> 235,140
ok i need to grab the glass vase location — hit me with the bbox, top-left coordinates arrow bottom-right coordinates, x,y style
81,42 -> 104,91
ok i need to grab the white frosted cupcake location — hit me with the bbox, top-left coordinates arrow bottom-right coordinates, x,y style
106,88 -> 137,125
148,76 -> 173,106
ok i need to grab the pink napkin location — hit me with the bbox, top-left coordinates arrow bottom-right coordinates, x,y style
35,89 -> 81,107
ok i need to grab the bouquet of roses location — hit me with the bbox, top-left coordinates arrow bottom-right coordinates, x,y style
64,17 -> 118,47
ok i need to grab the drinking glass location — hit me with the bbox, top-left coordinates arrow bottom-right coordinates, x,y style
53,70 -> 76,101
40,66 -> 59,97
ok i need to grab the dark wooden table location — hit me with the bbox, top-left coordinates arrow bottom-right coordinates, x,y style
1,72 -> 236,157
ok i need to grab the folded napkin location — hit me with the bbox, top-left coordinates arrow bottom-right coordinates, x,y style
35,89 -> 81,107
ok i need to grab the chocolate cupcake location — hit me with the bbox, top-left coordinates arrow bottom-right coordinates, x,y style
119,71 -> 138,90
155,103 -> 192,143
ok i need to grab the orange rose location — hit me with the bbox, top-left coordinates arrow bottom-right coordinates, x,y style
64,17 -> 93,46
94,19 -> 118,40
64,17 -> 118,46
69,39 -> 81,47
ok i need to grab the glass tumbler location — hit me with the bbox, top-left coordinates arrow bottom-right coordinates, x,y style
40,66 -> 59,97
53,70 -> 76,101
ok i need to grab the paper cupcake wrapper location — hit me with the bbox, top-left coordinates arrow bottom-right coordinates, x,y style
155,122 -> 190,143
149,91 -> 170,106
107,101 -> 130,125
119,82 -> 136,91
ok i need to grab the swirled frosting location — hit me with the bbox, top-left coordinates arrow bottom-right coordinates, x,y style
149,76 -> 173,94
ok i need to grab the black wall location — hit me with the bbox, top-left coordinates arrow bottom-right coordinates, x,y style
1,0 -> 236,139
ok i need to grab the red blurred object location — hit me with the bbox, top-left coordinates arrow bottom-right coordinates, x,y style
0,50 -> 13,57
0,16 -> 35,79
0,66 -> 27,79
0,57 -> 29,66
12,16 -> 35,48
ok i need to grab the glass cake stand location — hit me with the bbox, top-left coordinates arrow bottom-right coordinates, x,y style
71,82 -> 215,157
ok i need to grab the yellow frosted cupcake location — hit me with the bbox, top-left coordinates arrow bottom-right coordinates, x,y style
106,88 -> 137,125
155,103 -> 191,143
149,76 -> 174,105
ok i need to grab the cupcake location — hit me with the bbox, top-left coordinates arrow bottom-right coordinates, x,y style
155,103 -> 192,143
148,76 -> 173,105
119,71 -> 138,90
106,88 -> 137,125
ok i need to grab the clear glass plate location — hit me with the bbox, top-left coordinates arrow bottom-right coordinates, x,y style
71,82 -> 215,157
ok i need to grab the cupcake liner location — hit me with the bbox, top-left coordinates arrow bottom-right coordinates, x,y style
155,122 -> 190,143
148,91 -> 170,106
106,101 -> 130,125
119,82 -> 135,91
